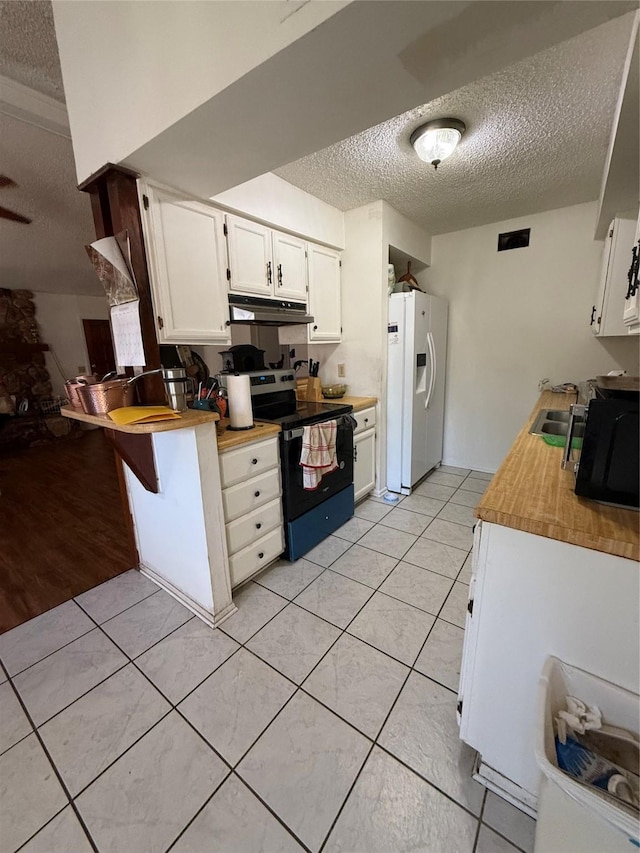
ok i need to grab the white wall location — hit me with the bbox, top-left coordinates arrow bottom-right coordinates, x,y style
212,174 -> 344,249
53,1 -> 626,193
311,200 -> 432,494
426,202 -> 640,472
34,292 -> 110,396
52,0 -> 348,183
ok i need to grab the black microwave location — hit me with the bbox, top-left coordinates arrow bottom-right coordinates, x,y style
562,392 -> 639,509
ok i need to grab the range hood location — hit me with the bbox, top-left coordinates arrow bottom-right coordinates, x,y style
228,294 -> 314,326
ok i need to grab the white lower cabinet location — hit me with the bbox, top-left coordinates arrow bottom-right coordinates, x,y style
458,521 -> 639,812
219,436 -> 284,587
353,406 -> 376,502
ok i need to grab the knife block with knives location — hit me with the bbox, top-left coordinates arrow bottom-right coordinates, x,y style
305,377 -> 323,401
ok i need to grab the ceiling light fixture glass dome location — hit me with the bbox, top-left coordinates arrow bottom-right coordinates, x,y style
410,118 -> 466,170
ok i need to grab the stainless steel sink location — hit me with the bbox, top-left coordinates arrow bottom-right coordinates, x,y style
529,409 -> 584,437
545,411 -> 571,423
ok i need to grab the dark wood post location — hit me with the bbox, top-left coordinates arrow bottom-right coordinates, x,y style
79,164 -> 165,404
78,164 -> 168,568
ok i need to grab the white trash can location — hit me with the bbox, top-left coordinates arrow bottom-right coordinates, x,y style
534,656 -> 639,853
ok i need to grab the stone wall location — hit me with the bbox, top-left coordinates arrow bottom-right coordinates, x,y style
0,289 -> 79,451
0,288 -> 54,411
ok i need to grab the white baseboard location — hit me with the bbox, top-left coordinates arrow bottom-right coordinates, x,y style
139,564 -> 237,629
472,754 -> 538,818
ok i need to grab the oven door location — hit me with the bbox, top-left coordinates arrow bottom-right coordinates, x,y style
280,416 -> 354,522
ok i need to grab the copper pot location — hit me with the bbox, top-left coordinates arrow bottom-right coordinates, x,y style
65,375 -> 99,408
77,378 -> 136,415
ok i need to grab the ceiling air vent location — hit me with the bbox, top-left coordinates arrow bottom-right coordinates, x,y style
498,228 -> 530,251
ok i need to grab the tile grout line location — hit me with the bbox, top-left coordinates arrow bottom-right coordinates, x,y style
0,586 -> 163,682
2,672 -> 100,853
316,565 -> 470,852
4,477 -> 492,851
229,528 -> 478,850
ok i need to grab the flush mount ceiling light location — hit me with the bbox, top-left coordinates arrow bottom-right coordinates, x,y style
410,118 -> 466,170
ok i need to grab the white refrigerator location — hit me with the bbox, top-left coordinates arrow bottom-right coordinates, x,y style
386,291 -> 448,495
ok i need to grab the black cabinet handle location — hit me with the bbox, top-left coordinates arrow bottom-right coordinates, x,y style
590,305 -> 596,325
251,458 -> 258,465
313,325 -> 318,331
364,418 -> 369,424
267,261 -> 272,284
258,552 -> 264,559
254,490 -> 261,497
256,522 -> 262,530
277,264 -> 283,287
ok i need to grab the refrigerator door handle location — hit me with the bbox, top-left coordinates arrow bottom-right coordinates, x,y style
425,331 -> 436,409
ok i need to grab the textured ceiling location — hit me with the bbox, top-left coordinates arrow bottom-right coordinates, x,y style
275,14 -> 632,235
0,0 -> 64,101
0,0 -> 100,295
0,113 -> 101,295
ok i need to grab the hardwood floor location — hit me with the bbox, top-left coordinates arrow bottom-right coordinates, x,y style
0,429 -> 134,632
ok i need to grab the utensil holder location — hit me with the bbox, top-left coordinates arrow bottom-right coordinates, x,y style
306,377 -> 323,402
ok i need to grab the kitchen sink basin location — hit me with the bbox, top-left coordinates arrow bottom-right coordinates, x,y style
529,409 -> 584,438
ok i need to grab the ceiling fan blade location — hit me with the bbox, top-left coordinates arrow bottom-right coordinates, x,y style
0,175 -> 17,189
0,205 -> 32,224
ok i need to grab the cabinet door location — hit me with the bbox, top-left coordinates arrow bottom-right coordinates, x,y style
354,428 -> 375,502
591,217 -> 636,337
622,214 -> 640,333
272,231 -> 308,302
141,184 -> 230,345
308,243 -> 341,343
226,215 -> 272,297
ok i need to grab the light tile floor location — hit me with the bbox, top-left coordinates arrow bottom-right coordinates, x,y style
0,468 -> 537,853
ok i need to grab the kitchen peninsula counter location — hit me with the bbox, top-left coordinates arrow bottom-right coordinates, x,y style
61,405 -> 219,433
476,391 -> 639,560
63,404 -> 236,630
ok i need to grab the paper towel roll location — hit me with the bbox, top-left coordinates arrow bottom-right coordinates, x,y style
227,373 -> 254,430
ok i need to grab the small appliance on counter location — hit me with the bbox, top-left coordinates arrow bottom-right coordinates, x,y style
563,378 -> 639,509
219,345 -> 266,374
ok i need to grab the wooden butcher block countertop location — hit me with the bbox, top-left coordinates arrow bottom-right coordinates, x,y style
340,396 -> 377,412
61,405 -> 220,434
476,391 -> 639,561
216,420 -> 281,452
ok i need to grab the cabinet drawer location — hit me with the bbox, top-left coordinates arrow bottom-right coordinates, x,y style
219,438 -> 280,488
229,526 -> 284,588
353,406 -> 376,435
222,468 -> 282,522
225,498 -> 282,555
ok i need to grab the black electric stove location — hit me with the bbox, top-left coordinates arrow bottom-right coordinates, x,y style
217,369 -> 353,427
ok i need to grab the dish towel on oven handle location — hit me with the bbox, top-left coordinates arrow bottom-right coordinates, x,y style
299,420 -> 338,490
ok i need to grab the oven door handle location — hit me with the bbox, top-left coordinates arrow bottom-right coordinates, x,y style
283,427 -> 305,441
283,415 -> 355,443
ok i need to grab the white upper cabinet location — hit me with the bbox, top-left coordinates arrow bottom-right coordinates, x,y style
307,243 -> 341,343
591,216 -> 637,337
272,231 -> 308,301
226,214 -> 308,301
622,213 -> 640,334
226,215 -> 273,297
139,182 -> 231,345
